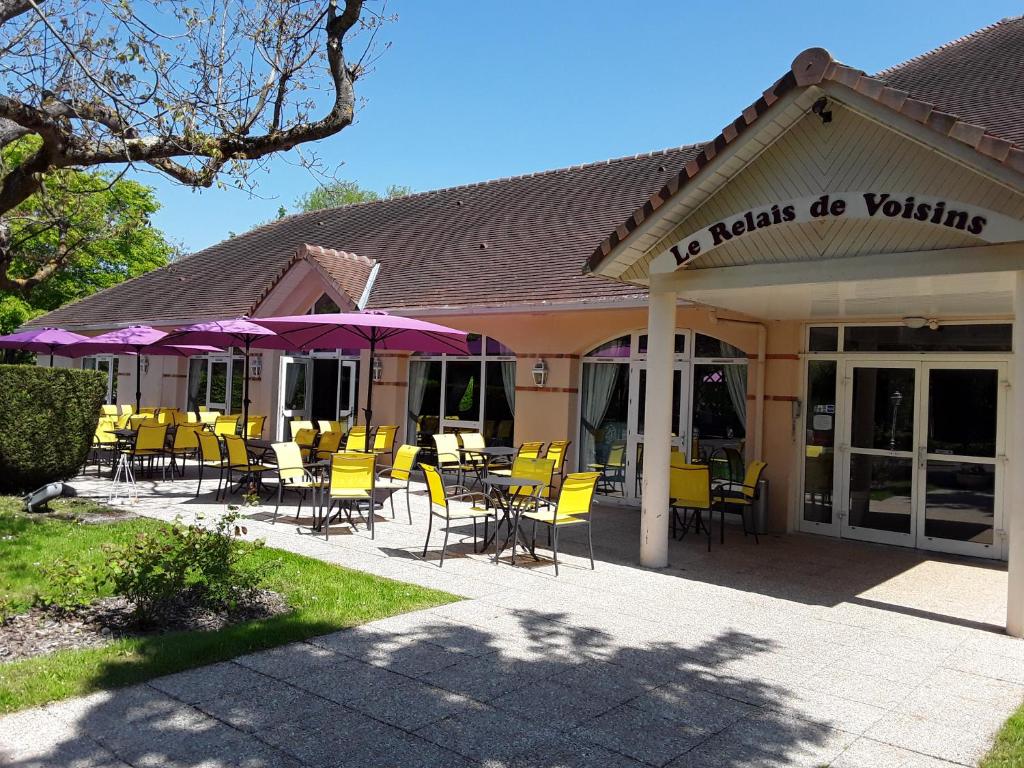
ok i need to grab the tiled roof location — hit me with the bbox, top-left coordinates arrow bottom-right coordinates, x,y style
587,20 -> 1024,274
876,16 -> 1024,146
32,146 -> 702,328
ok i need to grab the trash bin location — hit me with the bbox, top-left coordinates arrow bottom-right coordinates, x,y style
752,478 -> 769,534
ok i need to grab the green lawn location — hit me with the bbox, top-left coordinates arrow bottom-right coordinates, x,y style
980,701 -> 1024,768
0,497 -> 459,713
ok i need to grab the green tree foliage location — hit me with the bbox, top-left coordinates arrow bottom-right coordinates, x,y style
296,180 -> 411,212
0,139 -> 176,334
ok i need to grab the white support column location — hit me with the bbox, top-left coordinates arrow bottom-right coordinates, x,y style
1008,271 -> 1024,636
640,288 -> 676,568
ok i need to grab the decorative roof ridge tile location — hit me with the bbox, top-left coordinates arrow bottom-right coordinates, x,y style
875,15 -> 1024,77
586,44 -> 1024,274
301,243 -> 376,268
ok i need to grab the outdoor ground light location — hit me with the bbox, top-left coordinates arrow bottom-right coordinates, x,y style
532,358 -> 548,387
372,355 -> 383,382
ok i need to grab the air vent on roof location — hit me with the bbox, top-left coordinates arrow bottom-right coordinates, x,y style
317,221 -> 324,226
456,200 -> 463,206
658,165 -> 666,172
479,242 -> 488,249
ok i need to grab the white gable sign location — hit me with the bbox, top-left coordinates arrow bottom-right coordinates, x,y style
650,192 -> 1024,274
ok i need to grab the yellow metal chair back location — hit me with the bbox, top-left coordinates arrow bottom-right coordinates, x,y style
223,435 -> 251,468
172,423 -> 202,450
290,419 -> 314,438
459,432 -> 486,463
420,464 -> 448,512
120,404 -> 134,416
294,427 -> 319,450
518,441 -> 543,459
330,452 -> 375,494
555,472 -> 600,517
213,415 -> 239,437
511,457 -> 555,498
140,406 -> 158,415
115,411 -> 132,429
606,442 -> 626,468
544,440 -> 570,473
135,423 -> 167,452
316,429 -> 343,455
669,457 -> 711,510
271,442 -> 306,483
373,425 -> 398,453
740,460 -> 767,499
432,433 -> 462,469
390,445 -> 420,482
245,415 -> 265,438
95,417 -> 118,445
345,425 -> 368,452
198,411 -> 219,425
184,411 -> 200,423
317,420 -> 343,434
129,414 -> 153,430
197,431 -> 222,463
100,404 -> 118,416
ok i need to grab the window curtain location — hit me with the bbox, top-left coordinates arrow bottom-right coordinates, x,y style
580,364 -> 620,469
187,359 -> 205,411
407,360 -> 429,438
284,362 -> 302,409
500,361 -> 516,413
723,364 -> 747,429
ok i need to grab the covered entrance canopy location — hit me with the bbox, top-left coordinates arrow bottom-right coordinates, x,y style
586,44 -> 1024,635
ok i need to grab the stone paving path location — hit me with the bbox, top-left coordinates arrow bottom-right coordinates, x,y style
0,469 -> 1021,767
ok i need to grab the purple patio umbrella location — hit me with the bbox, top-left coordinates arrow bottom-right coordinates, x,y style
154,318 -> 298,435
63,325 -> 222,413
0,327 -> 87,366
256,311 -> 469,425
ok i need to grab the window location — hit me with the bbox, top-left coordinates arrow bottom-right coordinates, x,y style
311,293 -> 341,314
843,324 -> 1011,352
83,356 -> 118,404
186,352 -> 245,413
409,335 -> 516,449
808,326 -> 839,352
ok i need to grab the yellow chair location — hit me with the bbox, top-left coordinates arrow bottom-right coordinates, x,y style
294,427 -> 319,459
522,472 -> 599,575
184,411 -> 200,424
198,411 -> 219,425
139,407 -> 158,415
100,404 -> 118,416
317,420 -> 344,434
128,414 -> 154,430
517,441 -> 544,459
544,439 -> 571,488
198,405 -> 210,412
123,422 -> 168,479
323,452 -> 376,539
420,464 -> 497,567
376,445 -> 420,524
270,441 -> 324,523
313,428 -> 343,460
508,456 -> 556,506
223,434 -> 273,498
119,404 -> 134,416
290,419 -> 314,438
344,425 -> 368,452
91,416 -> 119,476
713,460 -> 767,545
196,431 -> 228,499
115,411 -> 132,429
670,457 -> 714,550
588,441 -> 626,496
371,425 -> 399,463
163,423 -> 203,478
245,415 -> 266,439
432,432 -> 473,484
213,415 -> 240,437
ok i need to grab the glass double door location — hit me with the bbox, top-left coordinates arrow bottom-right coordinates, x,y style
626,362 -> 690,499
836,360 -> 1004,558
279,355 -> 358,439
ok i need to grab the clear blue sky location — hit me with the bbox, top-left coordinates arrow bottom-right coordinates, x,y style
145,0 -> 1023,253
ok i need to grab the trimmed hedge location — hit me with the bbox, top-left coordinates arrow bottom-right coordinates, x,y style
0,364 -> 106,493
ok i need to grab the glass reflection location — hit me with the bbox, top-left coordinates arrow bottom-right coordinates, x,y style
848,455 -> 913,534
924,460 -> 994,544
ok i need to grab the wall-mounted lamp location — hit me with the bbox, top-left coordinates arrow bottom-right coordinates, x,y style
140,356 -> 150,375
249,354 -> 263,379
811,96 -> 832,124
903,317 -> 940,330
372,356 -> 383,383
531,358 -> 548,388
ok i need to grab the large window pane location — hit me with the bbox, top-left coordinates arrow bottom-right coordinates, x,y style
692,363 -> 747,457
694,334 -> 745,358
804,360 -> 837,524
410,360 -> 442,448
844,324 -> 1011,352
924,460 -> 995,544
580,363 -> 628,494
850,367 -> 915,452
444,360 -> 481,422
927,369 -> 997,458
484,360 -> 515,446
848,455 -> 913,534
230,358 -> 244,413
808,326 -> 839,352
208,360 -> 228,407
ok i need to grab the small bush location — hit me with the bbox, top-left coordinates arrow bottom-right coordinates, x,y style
0,364 -> 106,493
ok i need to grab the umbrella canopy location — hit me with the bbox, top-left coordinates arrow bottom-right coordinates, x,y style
155,318 -> 298,435
63,325 -> 221,412
0,327 -> 87,366
257,311 -> 470,425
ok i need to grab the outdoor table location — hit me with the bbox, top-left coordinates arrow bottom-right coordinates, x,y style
458,445 -> 516,487
483,474 -> 544,564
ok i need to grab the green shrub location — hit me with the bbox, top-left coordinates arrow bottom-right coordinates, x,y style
105,513 -> 265,622
0,364 -> 106,493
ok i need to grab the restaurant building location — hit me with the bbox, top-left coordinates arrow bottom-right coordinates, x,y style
31,19 -> 1024,631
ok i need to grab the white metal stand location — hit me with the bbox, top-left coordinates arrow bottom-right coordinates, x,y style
108,452 -> 138,506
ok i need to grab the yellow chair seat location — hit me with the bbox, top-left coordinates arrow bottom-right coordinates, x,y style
201,459 -> 229,468
521,510 -> 588,526
329,489 -> 371,500
716,494 -> 752,506
447,504 -> 494,520
126,448 -> 163,457
282,479 -> 324,490
232,463 -> 271,473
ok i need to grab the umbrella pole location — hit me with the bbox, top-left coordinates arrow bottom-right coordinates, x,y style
135,351 -> 142,413
364,337 -> 376,426
49,350 -> 54,367
242,339 -> 251,441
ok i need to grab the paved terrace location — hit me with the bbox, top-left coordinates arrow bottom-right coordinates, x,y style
0,467 -> 1019,767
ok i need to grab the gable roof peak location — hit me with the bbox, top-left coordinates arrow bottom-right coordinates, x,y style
791,47 -> 835,86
